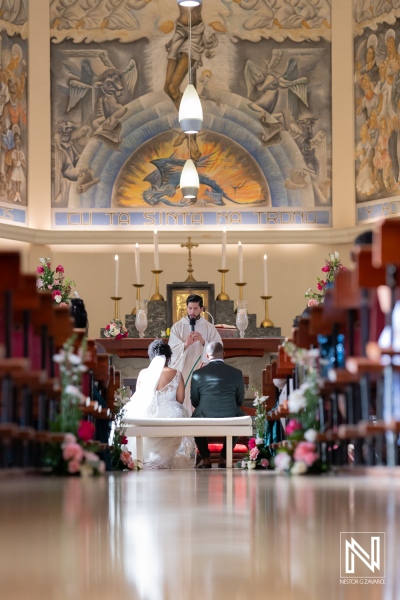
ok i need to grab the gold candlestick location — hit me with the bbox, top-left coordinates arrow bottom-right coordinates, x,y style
150,270 -> 164,301
216,269 -> 230,301
235,282 -> 247,301
131,284 -> 144,315
260,295 -> 274,327
110,296 -> 122,320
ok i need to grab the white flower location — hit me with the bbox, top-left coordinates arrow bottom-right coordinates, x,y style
53,351 -> 65,364
299,381 -> 311,393
241,460 -> 247,469
288,389 -> 307,413
307,349 -> 320,359
39,257 -> 46,264
253,395 -> 268,407
255,437 -> 264,446
304,429 -> 318,442
274,452 -> 292,472
69,353 -> 82,365
248,461 -> 256,470
335,251 -> 339,259
65,384 -> 86,403
291,461 -> 308,475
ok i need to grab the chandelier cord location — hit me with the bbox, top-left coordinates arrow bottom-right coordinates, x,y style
188,6 -> 192,157
188,7 -> 192,85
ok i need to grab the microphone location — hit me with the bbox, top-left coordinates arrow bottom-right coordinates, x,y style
189,317 -> 196,332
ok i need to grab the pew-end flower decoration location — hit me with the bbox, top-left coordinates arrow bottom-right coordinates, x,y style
305,251 -> 346,306
36,257 -> 75,305
44,336 -> 105,476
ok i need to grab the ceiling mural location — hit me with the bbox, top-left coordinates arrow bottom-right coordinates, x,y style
50,0 -> 332,229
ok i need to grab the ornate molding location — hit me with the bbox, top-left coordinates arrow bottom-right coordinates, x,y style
0,222 -> 371,246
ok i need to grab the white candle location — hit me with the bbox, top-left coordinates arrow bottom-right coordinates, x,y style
154,230 -> 160,270
135,243 -> 141,283
238,241 -> 243,283
263,254 -> 268,296
221,228 -> 227,269
114,254 -> 119,297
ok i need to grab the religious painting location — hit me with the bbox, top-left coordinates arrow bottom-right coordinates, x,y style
354,2 -> 400,224
50,0 -> 332,230
167,282 -> 215,327
0,1 -> 28,226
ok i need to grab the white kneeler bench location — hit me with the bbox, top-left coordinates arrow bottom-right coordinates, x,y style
125,416 -> 253,469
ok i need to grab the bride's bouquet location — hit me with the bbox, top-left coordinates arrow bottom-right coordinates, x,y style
104,318 -> 128,339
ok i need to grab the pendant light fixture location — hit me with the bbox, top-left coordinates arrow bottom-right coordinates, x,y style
180,158 -> 199,198
176,0 -> 202,8
178,5 -> 203,134
179,5 -> 201,199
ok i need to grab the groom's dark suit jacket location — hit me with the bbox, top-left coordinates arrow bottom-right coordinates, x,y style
191,360 -> 245,418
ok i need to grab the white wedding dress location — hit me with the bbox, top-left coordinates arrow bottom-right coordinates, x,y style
125,361 -> 195,469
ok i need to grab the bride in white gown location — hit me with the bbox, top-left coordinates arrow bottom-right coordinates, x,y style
125,339 -> 195,469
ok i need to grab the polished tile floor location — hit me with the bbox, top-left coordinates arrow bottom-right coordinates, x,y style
0,469 -> 399,600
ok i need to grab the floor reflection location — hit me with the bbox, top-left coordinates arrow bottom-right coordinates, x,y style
0,471 -> 399,599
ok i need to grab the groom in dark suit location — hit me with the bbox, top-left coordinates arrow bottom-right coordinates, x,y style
191,341 -> 245,468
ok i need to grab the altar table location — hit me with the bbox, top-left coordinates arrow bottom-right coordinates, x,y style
95,337 -> 283,359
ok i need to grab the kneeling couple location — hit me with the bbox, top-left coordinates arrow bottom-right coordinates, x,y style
125,339 -> 245,469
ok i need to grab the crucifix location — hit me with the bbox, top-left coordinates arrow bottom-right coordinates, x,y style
181,236 -> 199,282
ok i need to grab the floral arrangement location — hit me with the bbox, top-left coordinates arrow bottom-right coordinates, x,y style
160,328 -> 171,338
110,385 -> 137,471
273,345 -> 328,476
104,319 -> 128,339
305,251 -> 346,306
60,423 -> 105,476
36,257 -> 75,305
240,389 -> 272,470
44,336 -> 105,476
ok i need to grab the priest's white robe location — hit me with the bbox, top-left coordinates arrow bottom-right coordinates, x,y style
169,316 -> 222,413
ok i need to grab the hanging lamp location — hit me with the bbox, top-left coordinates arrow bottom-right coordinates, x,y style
179,5 -> 201,198
180,158 -> 199,198
179,83 -> 203,134
176,0 -> 202,6
178,4 -> 203,134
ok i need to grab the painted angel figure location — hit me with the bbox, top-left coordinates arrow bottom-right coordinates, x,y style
244,49 -> 316,124
289,116 -> 330,203
61,49 -> 137,149
52,120 -> 94,206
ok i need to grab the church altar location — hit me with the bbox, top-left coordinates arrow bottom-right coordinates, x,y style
95,337 -> 283,359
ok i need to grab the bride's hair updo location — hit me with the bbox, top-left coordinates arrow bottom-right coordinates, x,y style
148,339 -> 172,364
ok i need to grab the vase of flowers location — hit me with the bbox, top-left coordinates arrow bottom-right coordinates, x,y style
240,389 -> 273,470
305,251 -> 346,306
104,319 -> 128,339
110,385 -> 137,471
36,257 -> 76,305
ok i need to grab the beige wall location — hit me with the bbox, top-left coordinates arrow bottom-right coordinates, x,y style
0,0 -> 365,339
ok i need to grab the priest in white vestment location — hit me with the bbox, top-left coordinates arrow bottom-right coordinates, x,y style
169,294 -> 222,413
